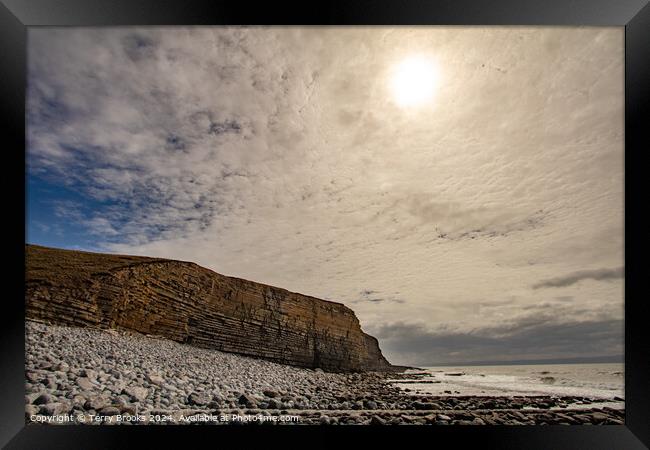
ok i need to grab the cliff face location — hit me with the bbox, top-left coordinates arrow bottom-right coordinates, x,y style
25,244 -> 393,372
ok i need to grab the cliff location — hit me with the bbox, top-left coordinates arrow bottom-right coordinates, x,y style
25,244 -> 394,372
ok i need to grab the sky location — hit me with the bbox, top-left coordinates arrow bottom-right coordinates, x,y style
26,27 -> 624,366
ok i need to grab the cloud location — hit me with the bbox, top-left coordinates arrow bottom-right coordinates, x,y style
370,316 -> 624,366
351,289 -> 405,304
27,28 -> 310,246
532,267 -> 624,289
401,196 -> 548,240
26,27 -> 624,363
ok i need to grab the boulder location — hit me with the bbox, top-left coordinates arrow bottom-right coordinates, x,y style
363,400 -> 378,409
84,395 -> 111,411
76,377 -> 95,391
25,405 -> 40,416
39,402 -> 68,416
32,393 -> 55,405
370,415 -> 387,425
147,373 -> 166,386
187,392 -> 211,406
238,394 -> 257,408
79,369 -> 98,381
99,406 -> 121,416
122,386 -> 149,403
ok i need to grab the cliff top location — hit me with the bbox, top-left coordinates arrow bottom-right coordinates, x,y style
25,243 -> 348,309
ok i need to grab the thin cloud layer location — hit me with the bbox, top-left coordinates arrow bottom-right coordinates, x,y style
27,27 -> 624,364
532,267 -> 624,289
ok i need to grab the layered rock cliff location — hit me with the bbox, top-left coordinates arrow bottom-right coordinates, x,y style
25,244 -> 394,372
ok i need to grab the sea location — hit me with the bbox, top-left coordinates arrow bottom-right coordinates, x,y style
389,363 -> 624,409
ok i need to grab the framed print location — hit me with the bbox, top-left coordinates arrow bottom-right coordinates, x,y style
1,0 -> 648,448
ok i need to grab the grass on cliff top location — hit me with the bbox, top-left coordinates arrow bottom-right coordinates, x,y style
24,244 -> 350,309
26,244 -> 164,287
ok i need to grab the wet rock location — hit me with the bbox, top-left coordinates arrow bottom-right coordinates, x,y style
412,401 -> 432,410
364,400 -> 378,409
589,412 -> 610,423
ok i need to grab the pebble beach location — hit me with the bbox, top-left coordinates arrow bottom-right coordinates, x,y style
25,321 -> 625,425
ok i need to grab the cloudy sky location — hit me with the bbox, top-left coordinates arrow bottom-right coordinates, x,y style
27,27 -> 624,366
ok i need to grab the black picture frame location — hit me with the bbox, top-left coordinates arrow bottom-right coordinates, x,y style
2,0 -> 648,448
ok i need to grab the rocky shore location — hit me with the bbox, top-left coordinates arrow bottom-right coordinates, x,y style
25,321 -> 624,425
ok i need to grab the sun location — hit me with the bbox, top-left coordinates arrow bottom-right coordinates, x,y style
390,56 -> 440,108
